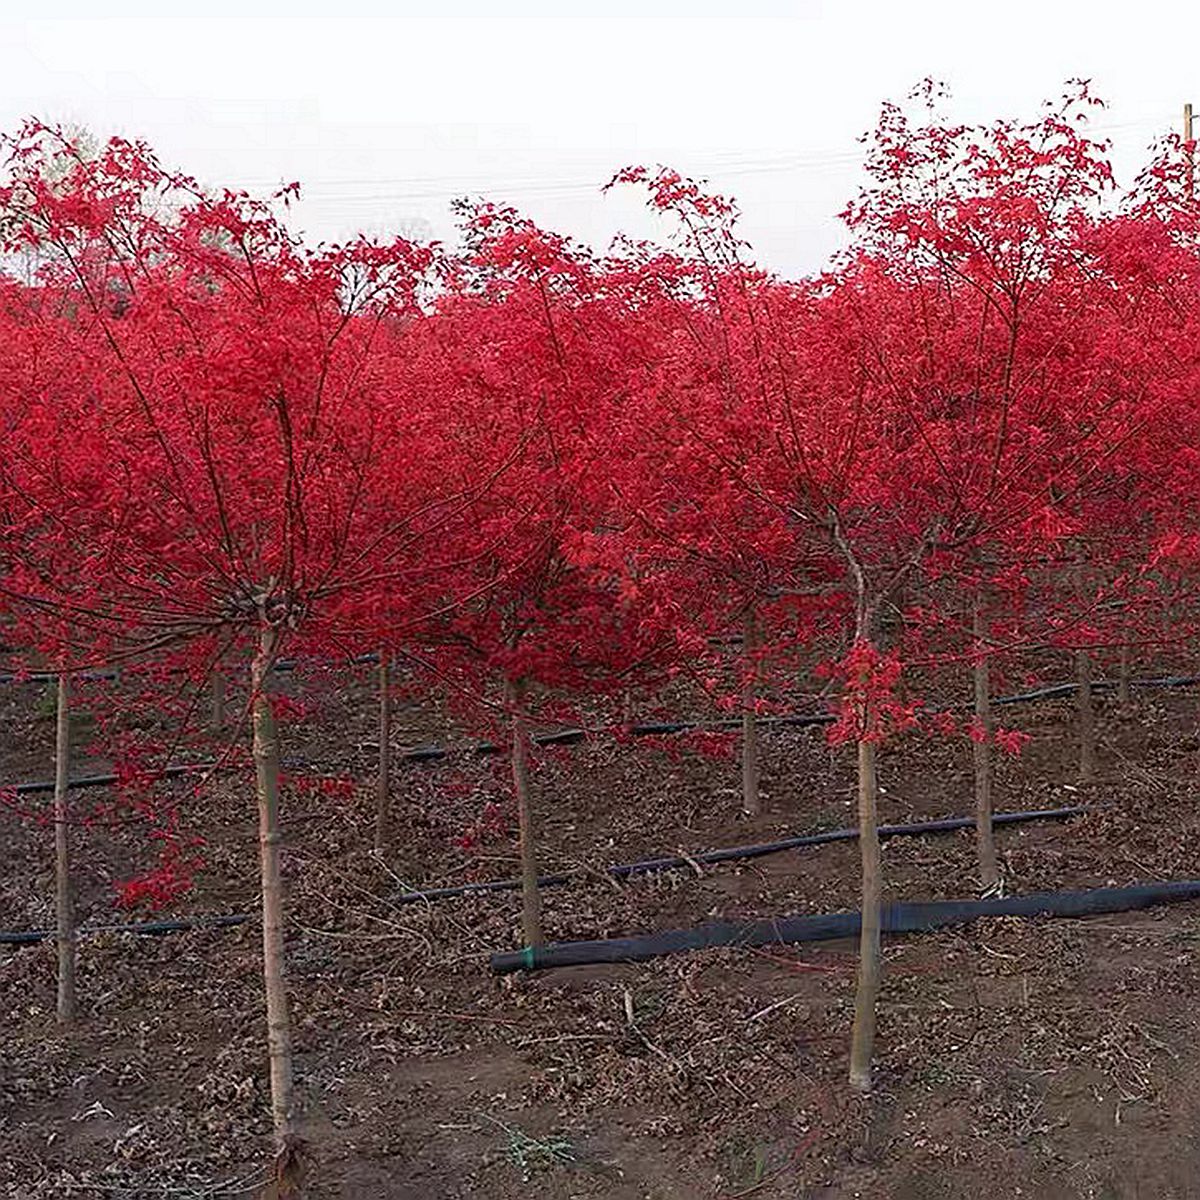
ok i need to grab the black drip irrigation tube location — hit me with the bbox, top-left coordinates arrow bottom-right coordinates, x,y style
0,807 -> 1089,946
993,674 -> 1200,706
0,913 -> 250,947
394,805 -> 1088,906
0,652 -> 381,686
7,761 -> 218,797
6,675 -> 1200,792
490,879 -> 1200,974
386,673 -> 1200,763
0,666 -> 120,685
4,756 -> 316,797
4,717 -> 824,790
396,717 -> 785,762
272,652 -> 380,675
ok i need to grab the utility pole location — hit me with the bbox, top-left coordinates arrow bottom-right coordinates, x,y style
1186,103 -> 1194,200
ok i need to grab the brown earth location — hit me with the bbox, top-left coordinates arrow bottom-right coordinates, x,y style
3,661 -> 1200,1199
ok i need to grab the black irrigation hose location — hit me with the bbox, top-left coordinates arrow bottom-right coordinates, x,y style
6,672 -> 1198,798
490,878 -> 1200,973
394,805 -> 1088,906
0,809 -> 1091,945
0,667 -> 120,685
7,761 -> 218,797
398,674 -> 1200,761
5,673 -> 1199,789
0,913 -> 250,947
0,654 -> 363,683
992,674 -> 1200,706
394,717 -> 776,761
383,722 -> 713,761
4,756 -> 317,796
272,652 -> 380,674
1131,674 -> 1200,688
0,653 -> 381,685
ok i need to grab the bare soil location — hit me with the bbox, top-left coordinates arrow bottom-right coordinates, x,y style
3,663 -> 1200,1199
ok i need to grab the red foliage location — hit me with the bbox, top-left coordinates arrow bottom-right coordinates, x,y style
114,830 -> 203,911
1,81 -> 1199,895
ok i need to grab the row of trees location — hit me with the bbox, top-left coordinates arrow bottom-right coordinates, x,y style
3,84 -> 1199,1177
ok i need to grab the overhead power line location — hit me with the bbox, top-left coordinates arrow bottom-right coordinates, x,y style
220,113 -> 1176,213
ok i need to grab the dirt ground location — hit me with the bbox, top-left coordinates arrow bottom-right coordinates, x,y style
3,661 -> 1200,1199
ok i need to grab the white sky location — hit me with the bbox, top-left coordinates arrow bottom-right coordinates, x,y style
0,2 -> 1187,277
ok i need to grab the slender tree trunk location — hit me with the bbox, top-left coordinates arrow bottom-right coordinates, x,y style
210,671 -> 226,733
848,734 -> 880,1093
741,605 -> 761,817
54,668 -> 76,1025
972,597 -> 998,890
621,688 -> 634,729
1076,648 -> 1096,782
1118,641 -> 1132,711
251,623 -> 297,1153
373,648 -> 391,855
508,676 -> 543,947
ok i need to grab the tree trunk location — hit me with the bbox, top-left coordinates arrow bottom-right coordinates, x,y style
508,676 -> 543,947
972,598 -> 998,890
210,670 -> 226,733
373,648 -> 391,855
251,623 -> 297,1153
1076,648 -> 1096,782
848,735 -> 880,1093
54,668 -> 76,1025
1118,641 -> 1132,711
741,605 -> 761,817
